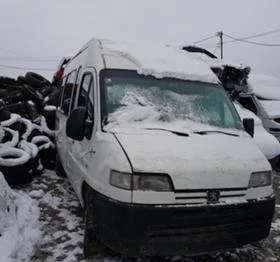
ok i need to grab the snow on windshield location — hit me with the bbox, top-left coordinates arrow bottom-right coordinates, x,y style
103,75 -> 242,132
107,86 -> 209,125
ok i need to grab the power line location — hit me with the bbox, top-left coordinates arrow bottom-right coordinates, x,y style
193,34 -> 216,44
223,27 -> 280,44
0,65 -> 55,71
0,57 -> 59,62
223,33 -> 280,46
196,27 -> 280,48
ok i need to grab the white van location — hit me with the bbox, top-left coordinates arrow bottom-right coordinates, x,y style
55,39 -> 275,257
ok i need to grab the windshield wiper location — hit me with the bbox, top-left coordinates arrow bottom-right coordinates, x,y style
193,130 -> 239,137
144,128 -> 189,137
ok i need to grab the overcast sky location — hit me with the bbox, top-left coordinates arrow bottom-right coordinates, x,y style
0,0 -> 280,81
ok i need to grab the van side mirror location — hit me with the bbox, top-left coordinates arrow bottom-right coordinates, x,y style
243,118 -> 254,138
66,107 -> 87,141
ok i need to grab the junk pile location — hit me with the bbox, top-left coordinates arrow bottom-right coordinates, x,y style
0,73 -> 61,186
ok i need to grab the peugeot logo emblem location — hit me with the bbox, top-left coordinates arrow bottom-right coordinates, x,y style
207,190 -> 220,203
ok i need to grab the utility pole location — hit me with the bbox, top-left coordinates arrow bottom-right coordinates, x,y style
217,31 -> 223,59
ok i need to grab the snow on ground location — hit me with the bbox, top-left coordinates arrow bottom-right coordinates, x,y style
2,169 -> 276,262
0,172 -> 41,262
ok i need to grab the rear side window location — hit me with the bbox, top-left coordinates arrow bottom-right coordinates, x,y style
61,70 -> 76,115
77,73 -> 94,139
69,67 -> 82,112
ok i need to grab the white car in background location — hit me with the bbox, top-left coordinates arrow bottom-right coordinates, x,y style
234,102 -> 280,168
247,74 -> 280,141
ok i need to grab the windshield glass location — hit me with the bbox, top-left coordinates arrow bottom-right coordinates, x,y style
101,70 -> 242,131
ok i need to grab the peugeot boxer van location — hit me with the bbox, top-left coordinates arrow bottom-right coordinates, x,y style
55,39 -> 275,257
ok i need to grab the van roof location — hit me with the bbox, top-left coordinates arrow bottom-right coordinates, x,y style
77,38 -> 219,84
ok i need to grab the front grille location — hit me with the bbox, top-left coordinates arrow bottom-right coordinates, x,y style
174,188 -> 247,204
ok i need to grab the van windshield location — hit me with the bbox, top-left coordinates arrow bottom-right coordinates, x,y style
101,70 -> 242,131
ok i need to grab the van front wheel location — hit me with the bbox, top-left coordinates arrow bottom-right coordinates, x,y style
83,187 -> 106,257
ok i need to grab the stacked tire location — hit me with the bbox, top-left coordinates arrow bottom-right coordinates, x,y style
0,73 -> 59,187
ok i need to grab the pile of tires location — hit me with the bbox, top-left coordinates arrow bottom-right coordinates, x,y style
0,73 -> 59,186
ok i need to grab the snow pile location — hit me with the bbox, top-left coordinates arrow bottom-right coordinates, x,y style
101,39 -> 218,83
234,102 -> 280,159
0,172 -> 41,262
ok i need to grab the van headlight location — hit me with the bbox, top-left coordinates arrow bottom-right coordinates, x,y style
110,170 -> 132,190
110,171 -> 173,191
133,174 -> 172,191
248,171 -> 272,188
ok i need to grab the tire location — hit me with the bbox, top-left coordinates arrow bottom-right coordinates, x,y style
55,154 -> 67,177
42,107 -> 56,130
44,89 -> 62,107
1,90 -> 25,103
0,147 -> 33,186
20,84 -> 43,107
31,135 -> 56,170
41,86 -> 57,97
6,102 -> 28,117
0,89 -> 8,98
0,76 -> 17,87
26,101 -> 40,122
0,106 -> 11,121
39,147 -> 56,170
84,186 -> 105,257
17,75 -> 27,85
25,72 -> 50,88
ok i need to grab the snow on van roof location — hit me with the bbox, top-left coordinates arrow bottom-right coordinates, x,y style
100,39 -> 218,84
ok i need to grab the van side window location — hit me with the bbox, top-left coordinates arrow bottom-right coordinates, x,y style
77,73 -> 94,139
59,76 -> 67,108
69,67 -> 82,112
61,70 -> 76,115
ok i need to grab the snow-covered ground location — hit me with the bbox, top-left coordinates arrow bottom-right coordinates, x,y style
1,170 -> 279,262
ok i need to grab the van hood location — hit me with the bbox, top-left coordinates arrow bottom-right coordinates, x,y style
115,131 -> 270,190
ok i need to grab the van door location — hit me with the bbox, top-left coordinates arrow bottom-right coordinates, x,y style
56,70 -> 77,170
67,68 -> 97,193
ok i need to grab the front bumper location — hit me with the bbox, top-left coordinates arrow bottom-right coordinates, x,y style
92,190 -> 275,257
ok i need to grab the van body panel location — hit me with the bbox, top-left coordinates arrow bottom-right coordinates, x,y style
114,132 -> 270,190
70,132 -> 133,205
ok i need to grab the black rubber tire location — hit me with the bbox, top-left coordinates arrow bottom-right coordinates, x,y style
42,107 -> 56,130
8,120 -> 23,133
6,102 -> 28,117
55,154 -> 67,177
0,76 -> 18,87
84,186 -> 105,257
0,106 -> 11,121
25,72 -> 50,88
44,89 -> 62,107
26,129 -> 42,142
17,75 -> 27,85
1,90 -> 25,103
41,86 -> 57,97
0,149 -> 33,186
0,89 -> 9,98
20,84 -> 43,106
39,147 -> 56,170
26,101 -> 40,121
